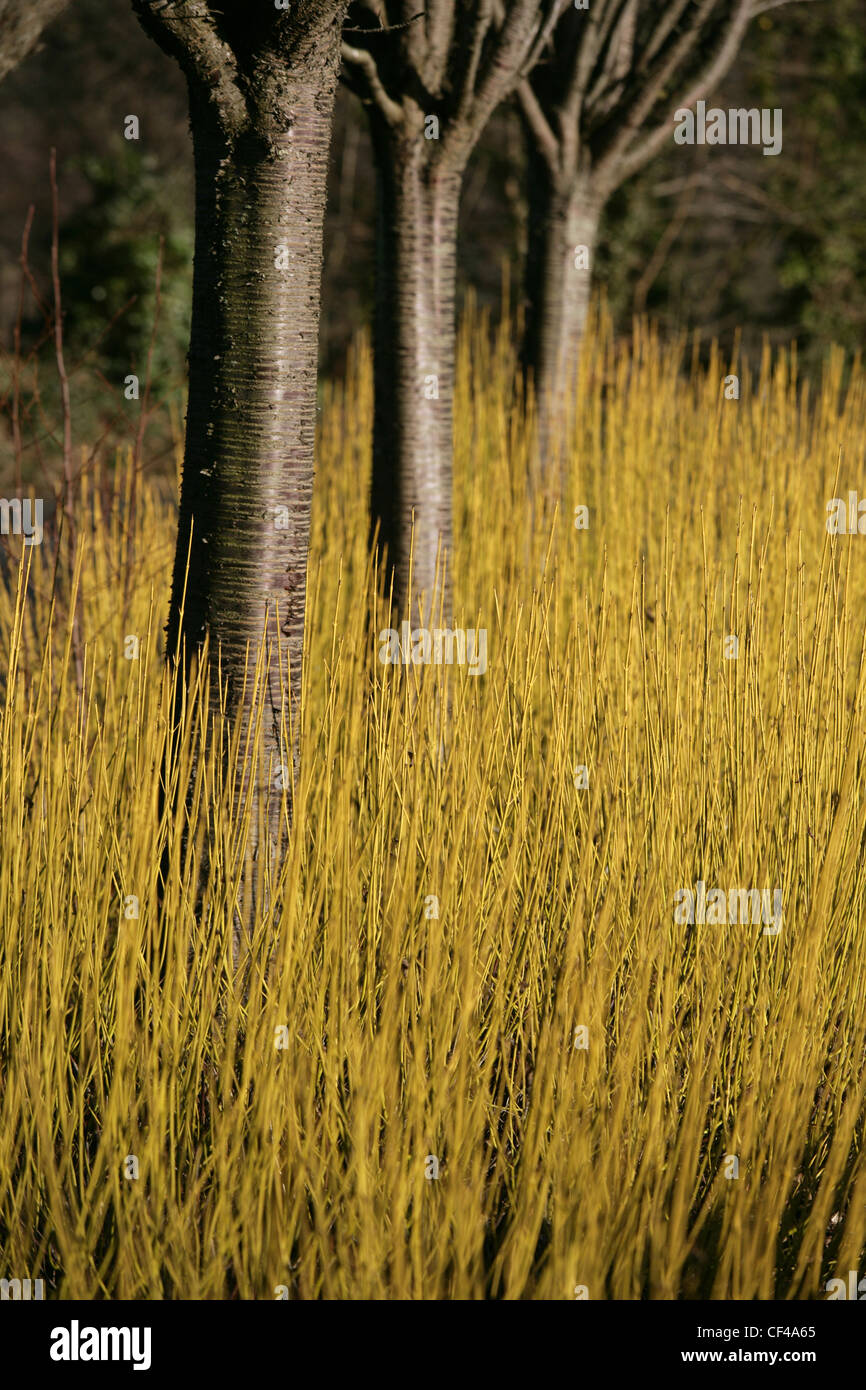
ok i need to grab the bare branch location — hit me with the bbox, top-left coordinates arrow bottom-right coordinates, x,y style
638,0 -> 692,72
0,0 -> 70,85
468,0 -> 561,141
605,0 -> 754,188
632,176 -> 695,313
594,0 -> 742,189
608,0 -> 638,87
562,0 -> 631,128
454,0 -> 495,123
584,0 -> 639,120
749,0 -> 819,13
341,39 -> 404,126
392,0 -> 425,70
131,0 -> 246,131
418,0 -> 451,77
344,8 -> 422,32
516,78 -> 560,171
519,0 -> 572,78
348,0 -> 388,20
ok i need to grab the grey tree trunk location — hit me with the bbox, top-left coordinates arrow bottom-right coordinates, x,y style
516,0 -> 759,493
521,163 -> 602,484
342,0 -> 560,623
0,0 -> 70,83
369,125 -> 461,622
167,76 -> 333,777
133,0 -> 347,944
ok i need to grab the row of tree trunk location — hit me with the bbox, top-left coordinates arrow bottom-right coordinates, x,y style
346,0 -> 756,611
0,0 -> 768,939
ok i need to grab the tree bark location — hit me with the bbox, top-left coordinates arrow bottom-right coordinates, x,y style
132,0 -> 346,945
516,0 -> 759,493
343,0 -> 557,622
168,75 -> 334,749
0,0 -> 69,84
521,161 -> 602,483
172,72 -> 336,935
369,126 -> 461,622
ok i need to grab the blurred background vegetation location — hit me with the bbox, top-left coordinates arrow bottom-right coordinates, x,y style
0,0 -> 863,486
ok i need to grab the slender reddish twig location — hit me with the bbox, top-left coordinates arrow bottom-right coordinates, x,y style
12,205 -> 35,494
50,149 -> 74,515
50,147 -> 83,696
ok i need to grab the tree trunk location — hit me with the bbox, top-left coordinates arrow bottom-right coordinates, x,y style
368,127 -> 461,624
521,160 -> 602,486
164,60 -> 338,930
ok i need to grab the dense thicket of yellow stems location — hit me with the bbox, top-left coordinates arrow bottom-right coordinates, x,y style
1,306 -> 864,1298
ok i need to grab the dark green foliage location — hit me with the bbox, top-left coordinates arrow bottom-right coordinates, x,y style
51,143 -> 192,391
